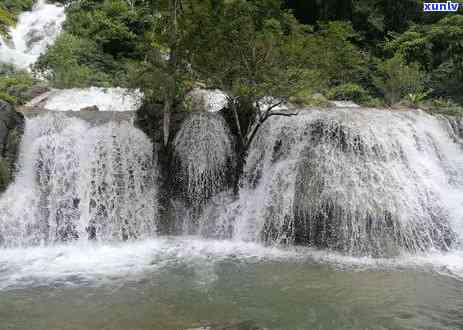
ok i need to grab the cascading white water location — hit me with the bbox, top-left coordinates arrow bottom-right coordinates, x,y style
27,87 -> 144,112
0,113 -> 158,247
212,108 -> 463,256
0,0 -> 65,69
173,113 -> 234,233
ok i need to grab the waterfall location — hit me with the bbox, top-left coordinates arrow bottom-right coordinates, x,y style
173,113 -> 235,233
0,0 -> 65,69
28,87 -> 144,112
0,113 -> 158,247
214,108 -> 463,256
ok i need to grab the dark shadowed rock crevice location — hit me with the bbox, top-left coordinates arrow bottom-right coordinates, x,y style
135,103 -> 192,234
0,100 -> 25,192
136,103 -> 237,235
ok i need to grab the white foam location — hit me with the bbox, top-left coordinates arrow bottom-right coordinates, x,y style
186,89 -> 228,112
0,238 -> 298,290
0,238 -> 462,291
31,87 -> 144,111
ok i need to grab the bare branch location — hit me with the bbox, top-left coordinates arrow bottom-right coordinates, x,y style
267,111 -> 298,117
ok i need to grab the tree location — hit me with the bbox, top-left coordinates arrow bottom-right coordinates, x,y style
186,0 -> 315,149
130,0 -> 191,146
386,15 -> 463,103
34,33 -> 112,88
373,54 -> 427,105
308,21 -> 368,88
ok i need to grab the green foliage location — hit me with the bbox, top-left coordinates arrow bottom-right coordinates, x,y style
1,0 -> 34,14
0,158 -> 11,193
361,97 -> 385,108
373,54 -> 427,105
64,0 -> 151,58
0,70 -> 37,105
327,83 -> 369,104
428,106 -> 463,117
0,91 -> 16,104
0,0 -> 34,36
35,32 -> 113,88
386,15 -> 463,103
424,98 -> 463,117
13,0 -> 460,116
289,90 -> 330,107
307,22 -> 368,89
186,0 -> 315,105
34,0 -> 156,88
431,97 -> 455,109
404,91 -> 429,108
0,7 -> 15,37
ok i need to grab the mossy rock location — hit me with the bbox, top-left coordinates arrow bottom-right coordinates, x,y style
0,158 -> 11,192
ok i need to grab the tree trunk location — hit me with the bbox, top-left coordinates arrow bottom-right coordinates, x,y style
163,0 -> 179,146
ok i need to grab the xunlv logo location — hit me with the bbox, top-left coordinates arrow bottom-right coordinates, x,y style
423,1 -> 460,11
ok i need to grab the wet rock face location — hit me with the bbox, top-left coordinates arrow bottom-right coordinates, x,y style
135,103 -> 191,234
80,105 -> 99,112
136,104 -> 237,235
0,100 -> 25,192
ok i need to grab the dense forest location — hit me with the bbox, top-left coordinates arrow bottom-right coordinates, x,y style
1,0 -> 462,119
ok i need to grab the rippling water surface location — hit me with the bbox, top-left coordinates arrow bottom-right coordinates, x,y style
1,238 -> 462,330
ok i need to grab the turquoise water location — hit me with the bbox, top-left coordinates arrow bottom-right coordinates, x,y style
1,238 -> 462,330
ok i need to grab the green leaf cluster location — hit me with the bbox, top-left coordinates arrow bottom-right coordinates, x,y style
0,66 -> 37,105
35,0 -> 156,88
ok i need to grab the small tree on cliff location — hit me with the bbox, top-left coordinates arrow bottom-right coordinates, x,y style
132,0 -> 192,146
186,0 -> 315,149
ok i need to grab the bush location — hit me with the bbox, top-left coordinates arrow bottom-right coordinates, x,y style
0,70 -> 37,105
34,33 -> 113,88
404,91 -> 429,108
0,91 -> 16,104
424,98 -> 463,117
0,158 -> 10,192
373,54 -> 428,105
1,0 -> 34,14
289,90 -> 330,107
361,97 -> 385,108
0,7 -> 15,37
327,83 -> 369,104
307,22 -> 368,88
428,106 -> 463,117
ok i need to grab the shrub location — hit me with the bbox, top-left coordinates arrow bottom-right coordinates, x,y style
34,33 -> 113,88
0,7 -> 15,37
404,91 -> 429,108
0,158 -> 11,192
373,54 -> 428,106
0,70 -> 37,105
327,83 -> 369,104
0,91 -> 16,104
